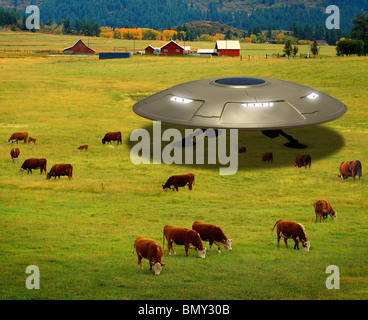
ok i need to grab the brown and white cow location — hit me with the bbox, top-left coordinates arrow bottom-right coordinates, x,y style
102,132 -> 122,145
10,148 -> 20,163
163,225 -> 206,258
77,145 -> 88,151
272,220 -> 310,251
162,173 -> 194,191
27,137 -> 37,144
134,237 -> 165,275
19,158 -> 47,174
46,164 -> 73,180
192,221 -> 232,253
339,160 -> 362,181
295,155 -> 311,169
8,132 -> 28,144
314,200 -> 337,222
262,152 -> 273,163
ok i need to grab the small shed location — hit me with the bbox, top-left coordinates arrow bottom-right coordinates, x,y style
197,49 -> 216,56
145,45 -> 155,55
315,40 -> 329,46
63,39 -> 95,54
215,40 -> 240,57
160,40 -> 184,56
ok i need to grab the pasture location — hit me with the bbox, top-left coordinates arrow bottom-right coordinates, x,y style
0,32 -> 367,300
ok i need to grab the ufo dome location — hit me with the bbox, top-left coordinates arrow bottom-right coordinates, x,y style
132,77 -> 347,130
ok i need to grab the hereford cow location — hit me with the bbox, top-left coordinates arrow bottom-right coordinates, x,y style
46,164 -> 73,180
295,155 -> 312,169
163,225 -> 206,258
262,152 -> 273,163
19,158 -> 47,174
77,145 -> 88,151
272,220 -> 310,251
102,132 -> 122,145
10,148 -> 20,163
134,237 -> 165,275
192,221 -> 232,253
314,200 -> 337,222
162,173 -> 194,191
8,132 -> 28,144
27,137 -> 37,144
339,160 -> 362,181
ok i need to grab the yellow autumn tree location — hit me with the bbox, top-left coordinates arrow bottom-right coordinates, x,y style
162,30 -> 177,41
100,27 -> 114,38
214,33 -> 225,40
276,33 -> 285,44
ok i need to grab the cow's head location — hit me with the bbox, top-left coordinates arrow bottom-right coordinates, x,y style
18,168 -> 24,174
102,139 -> 106,144
46,172 -> 51,180
196,247 -> 207,259
302,240 -> 310,251
153,262 -> 165,275
162,185 -> 168,191
215,239 -> 232,251
330,211 -> 337,220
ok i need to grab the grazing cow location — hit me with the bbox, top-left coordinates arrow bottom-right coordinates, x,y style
77,145 -> 88,151
19,158 -> 47,174
46,164 -> 73,180
27,137 -> 37,144
314,200 -> 337,222
134,237 -> 165,275
339,160 -> 362,181
162,173 -> 195,191
262,152 -> 273,163
163,225 -> 206,258
272,220 -> 310,251
102,132 -> 122,145
192,221 -> 232,253
295,155 -> 312,169
7,132 -> 28,144
10,148 -> 20,163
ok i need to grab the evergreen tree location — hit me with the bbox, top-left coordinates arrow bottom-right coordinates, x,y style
351,13 -> 368,55
283,39 -> 292,58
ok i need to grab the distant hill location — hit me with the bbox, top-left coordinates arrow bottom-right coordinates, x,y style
174,21 -> 248,37
1,0 -> 367,31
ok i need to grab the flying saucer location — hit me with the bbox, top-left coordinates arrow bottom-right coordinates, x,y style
133,77 -> 347,130
133,77 -> 347,148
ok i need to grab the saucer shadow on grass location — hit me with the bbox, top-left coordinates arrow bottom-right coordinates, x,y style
126,122 -> 345,172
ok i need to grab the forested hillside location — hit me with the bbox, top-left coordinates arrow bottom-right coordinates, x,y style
1,0 -> 367,31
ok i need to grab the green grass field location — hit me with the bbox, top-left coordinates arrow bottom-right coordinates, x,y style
0,31 -> 337,57
0,31 -> 367,300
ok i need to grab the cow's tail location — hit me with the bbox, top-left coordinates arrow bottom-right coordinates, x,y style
356,161 -> 362,179
271,220 -> 282,241
271,220 -> 282,233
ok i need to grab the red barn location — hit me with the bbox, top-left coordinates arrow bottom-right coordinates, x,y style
160,40 -> 184,56
145,45 -> 155,55
215,40 -> 240,57
63,39 -> 95,54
